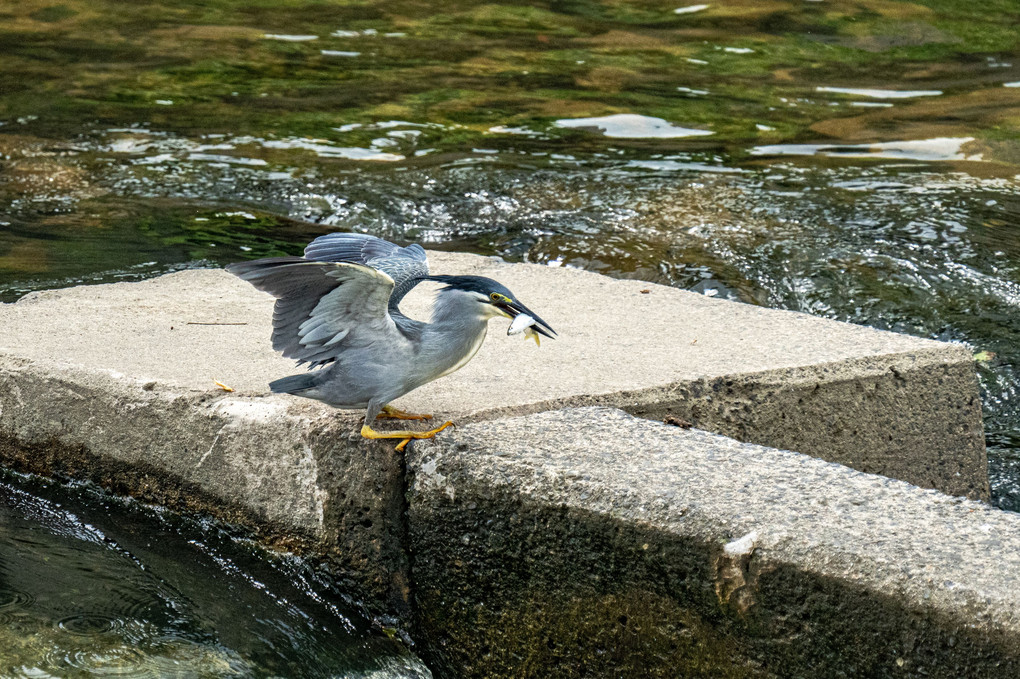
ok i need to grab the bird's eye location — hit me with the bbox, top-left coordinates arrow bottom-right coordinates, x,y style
490,292 -> 510,304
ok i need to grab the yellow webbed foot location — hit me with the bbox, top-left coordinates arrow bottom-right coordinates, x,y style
377,405 -> 433,421
361,421 -> 455,452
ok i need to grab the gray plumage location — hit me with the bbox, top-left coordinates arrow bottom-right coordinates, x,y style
302,232 -> 428,310
225,257 -> 404,368
268,372 -> 318,394
226,233 -> 555,427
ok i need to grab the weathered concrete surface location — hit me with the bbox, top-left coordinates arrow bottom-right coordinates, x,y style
0,360 -> 411,611
0,253 -> 1004,675
0,251 -> 986,498
408,408 -> 1020,679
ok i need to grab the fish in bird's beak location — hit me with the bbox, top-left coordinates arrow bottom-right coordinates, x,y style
496,298 -> 556,346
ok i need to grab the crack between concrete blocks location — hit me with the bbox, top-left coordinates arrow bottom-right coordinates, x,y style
396,441 -> 418,630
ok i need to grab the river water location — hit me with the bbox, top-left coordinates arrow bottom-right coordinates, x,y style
0,470 -> 430,677
1,0 -> 1019,674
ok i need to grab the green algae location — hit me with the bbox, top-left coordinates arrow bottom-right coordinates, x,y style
1,0 -> 1017,156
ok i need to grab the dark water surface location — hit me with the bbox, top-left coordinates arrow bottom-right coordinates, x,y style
0,470 -> 430,677
2,0 -> 1020,671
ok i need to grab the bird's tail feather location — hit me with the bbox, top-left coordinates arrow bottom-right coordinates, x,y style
269,373 -> 319,394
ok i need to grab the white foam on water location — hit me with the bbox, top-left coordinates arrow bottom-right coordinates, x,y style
816,86 -> 942,99
751,137 -> 981,162
555,114 -> 712,139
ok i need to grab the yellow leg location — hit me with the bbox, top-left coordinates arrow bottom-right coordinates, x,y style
377,405 -> 433,421
361,422 -> 455,452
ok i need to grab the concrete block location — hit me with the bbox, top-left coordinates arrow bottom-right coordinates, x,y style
0,359 -> 411,611
0,254 -> 1001,673
0,251 -> 987,500
407,408 -> 1020,678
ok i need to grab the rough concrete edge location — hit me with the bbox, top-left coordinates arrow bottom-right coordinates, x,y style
0,355 -> 416,615
0,356 -> 314,531
460,345 -> 988,499
405,407 -> 1017,678
458,345 -> 970,420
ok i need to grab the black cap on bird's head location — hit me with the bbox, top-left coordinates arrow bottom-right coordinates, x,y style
427,274 -> 557,340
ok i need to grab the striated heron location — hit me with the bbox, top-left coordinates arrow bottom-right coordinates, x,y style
226,233 -> 556,450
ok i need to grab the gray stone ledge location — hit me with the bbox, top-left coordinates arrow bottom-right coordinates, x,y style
408,408 -> 1020,678
0,255 -> 988,499
0,361 -> 411,612
0,257 -> 1006,675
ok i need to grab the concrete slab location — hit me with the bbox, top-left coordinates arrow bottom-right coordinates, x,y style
0,251 -> 986,497
407,408 -> 1020,678
0,253 -> 1003,674
0,357 -> 412,611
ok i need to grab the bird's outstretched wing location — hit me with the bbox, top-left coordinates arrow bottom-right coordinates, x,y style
303,233 -> 428,309
226,257 -> 405,368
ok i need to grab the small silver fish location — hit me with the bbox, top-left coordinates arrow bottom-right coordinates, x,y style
508,313 -> 535,335
507,313 -> 542,346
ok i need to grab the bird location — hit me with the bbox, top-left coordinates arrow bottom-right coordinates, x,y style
226,232 -> 556,450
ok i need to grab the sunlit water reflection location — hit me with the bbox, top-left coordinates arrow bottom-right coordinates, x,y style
0,471 -> 430,678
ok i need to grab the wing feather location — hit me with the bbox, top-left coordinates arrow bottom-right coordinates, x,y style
303,233 -> 429,308
226,257 -> 405,367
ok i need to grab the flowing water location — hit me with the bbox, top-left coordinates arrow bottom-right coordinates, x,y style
0,470 -> 430,677
2,0 -> 1020,672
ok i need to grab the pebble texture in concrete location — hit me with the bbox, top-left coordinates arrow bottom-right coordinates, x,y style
0,252 -> 986,497
408,408 -> 1020,679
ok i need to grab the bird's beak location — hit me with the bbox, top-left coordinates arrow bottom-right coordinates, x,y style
497,299 -> 557,339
